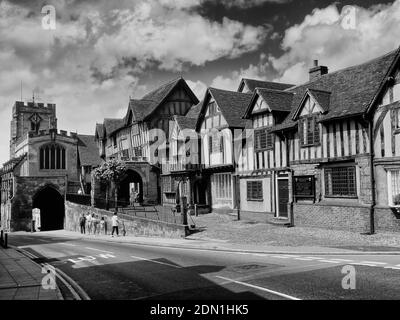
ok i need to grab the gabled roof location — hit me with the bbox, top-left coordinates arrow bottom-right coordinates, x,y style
272,47 -> 400,132
244,88 -> 294,119
103,118 -> 125,136
125,99 -> 153,124
77,135 -> 102,167
124,77 -> 199,124
238,78 -> 294,93
291,88 -> 331,120
308,89 -> 331,112
95,123 -> 104,140
197,88 -> 253,130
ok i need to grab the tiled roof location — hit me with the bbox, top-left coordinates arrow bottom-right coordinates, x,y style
308,89 -> 331,112
126,99 -> 153,122
272,48 -> 400,132
126,78 -> 199,123
185,101 -> 203,119
103,118 -> 125,136
77,135 -> 102,167
208,87 -> 253,128
239,78 -> 294,92
174,115 -> 198,130
257,88 -> 294,112
95,123 -> 104,139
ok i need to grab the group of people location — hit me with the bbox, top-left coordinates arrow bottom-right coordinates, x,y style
79,212 -> 121,237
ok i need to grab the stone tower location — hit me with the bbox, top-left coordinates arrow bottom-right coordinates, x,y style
9,101 -> 57,158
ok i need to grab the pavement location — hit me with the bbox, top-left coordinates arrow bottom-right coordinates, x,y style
0,245 -> 63,300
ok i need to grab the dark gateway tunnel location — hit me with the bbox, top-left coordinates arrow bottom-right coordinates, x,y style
119,169 -> 144,205
32,186 -> 65,231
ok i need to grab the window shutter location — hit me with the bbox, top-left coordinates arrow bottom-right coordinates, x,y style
208,136 -> 212,154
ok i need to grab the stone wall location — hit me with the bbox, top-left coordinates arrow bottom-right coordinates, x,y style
65,201 -> 188,238
10,176 -> 66,231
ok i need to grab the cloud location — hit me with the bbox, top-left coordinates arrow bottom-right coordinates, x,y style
0,0 -> 268,163
92,2 -> 266,73
157,0 -> 292,9
270,1 -> 400,83
187,80 -> 207,100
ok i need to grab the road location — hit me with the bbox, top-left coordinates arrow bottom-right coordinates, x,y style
9,232 -> 400,300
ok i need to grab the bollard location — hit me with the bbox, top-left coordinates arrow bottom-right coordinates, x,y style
0,230 -> 3,243
4,233 -> 7,249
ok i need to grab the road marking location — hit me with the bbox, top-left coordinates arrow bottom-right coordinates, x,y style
215,276 -> 301,300
271,255 -> 291,259
294,257 -> 315,261
319,260 -> 341,264
59,243 -> 77,247
350,262 -> 378,267
304,257 -> 324,260
253,254 -> 268,257
329,258 -> 353,262
84,247 -> 114,254
359,261 -> 387,265
130,255 -> 182,269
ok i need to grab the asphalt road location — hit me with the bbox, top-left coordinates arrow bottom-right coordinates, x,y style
9,232 -> 400,300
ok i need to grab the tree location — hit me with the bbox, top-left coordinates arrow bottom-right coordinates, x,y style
93,159 -> 127,210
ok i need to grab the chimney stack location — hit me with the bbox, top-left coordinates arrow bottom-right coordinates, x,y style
309,60 -> 328,82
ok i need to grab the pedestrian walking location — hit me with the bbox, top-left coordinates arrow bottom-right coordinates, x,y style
103,216 -> 108,235
79,213 -> 86,234
100,217 -> 106,235
92,214 -> 98,235
111,212 -> 119,237
86,212 -> 92,234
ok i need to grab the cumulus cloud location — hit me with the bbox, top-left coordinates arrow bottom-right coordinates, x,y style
0,0 -> 268,163
271,1 -> 400,83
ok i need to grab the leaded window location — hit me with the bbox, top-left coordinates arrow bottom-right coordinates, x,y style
255,129 -> 273,151
247,181 -> 263,201
299,116 -> 320,146
324,166 -> 357,197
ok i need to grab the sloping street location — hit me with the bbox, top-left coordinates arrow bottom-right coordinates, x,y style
9,231 -> 400,300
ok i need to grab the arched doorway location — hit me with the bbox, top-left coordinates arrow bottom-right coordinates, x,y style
119,170 -> 144,206
32,186 -> 65,231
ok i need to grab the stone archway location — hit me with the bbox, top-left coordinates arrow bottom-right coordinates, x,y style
32,185 -> 65,231
118,169 -> 144,206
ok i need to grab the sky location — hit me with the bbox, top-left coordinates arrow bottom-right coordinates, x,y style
0,0 -> 399,164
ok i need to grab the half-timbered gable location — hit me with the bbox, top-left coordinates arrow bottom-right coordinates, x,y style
267,48 -> 400,232
196,87 -> 252,213
94,78 -> 199,206
365,48 -> 400,231
237,88 -> 293,220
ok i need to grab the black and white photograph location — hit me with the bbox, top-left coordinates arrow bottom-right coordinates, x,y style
0,0 -> 400,312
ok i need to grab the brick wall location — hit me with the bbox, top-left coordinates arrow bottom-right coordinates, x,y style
294,202 -> 371,232
65,201 -> 188,238
375,207 -> 400,232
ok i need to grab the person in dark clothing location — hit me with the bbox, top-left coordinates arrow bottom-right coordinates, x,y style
79,214 -> 86,234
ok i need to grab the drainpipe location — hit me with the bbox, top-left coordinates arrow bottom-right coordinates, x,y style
367,117 -> 376,235
285,133 -> 294,227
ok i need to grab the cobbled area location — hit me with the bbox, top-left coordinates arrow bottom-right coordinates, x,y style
189,213 -> 400,249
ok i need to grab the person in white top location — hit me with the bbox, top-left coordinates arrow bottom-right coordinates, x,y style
111,212 -> 119,237
86,213 -> 92,234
